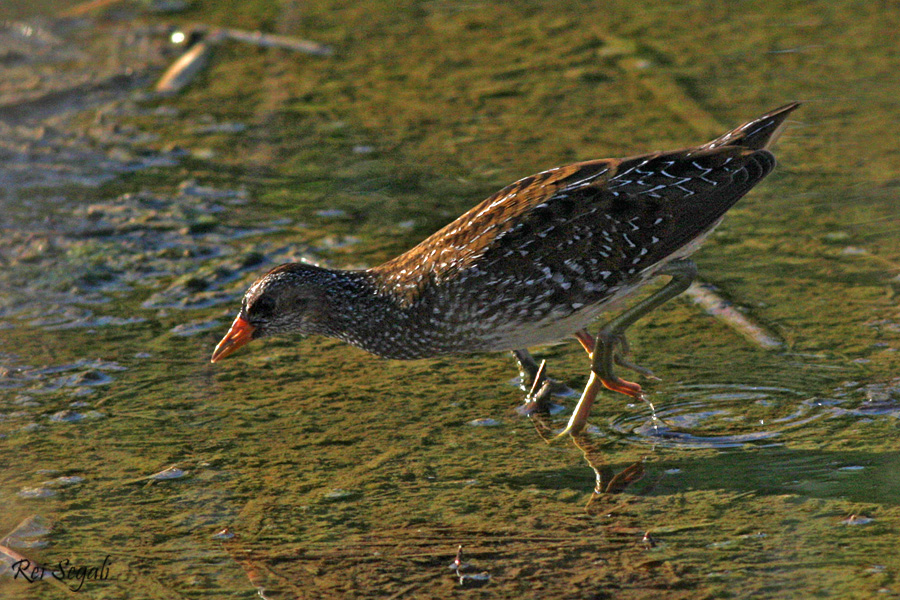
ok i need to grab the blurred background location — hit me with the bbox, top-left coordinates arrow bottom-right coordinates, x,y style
1,1 -> 898,598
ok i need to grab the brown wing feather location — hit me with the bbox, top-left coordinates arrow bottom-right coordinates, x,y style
457,145 -> 776,313
373,143 -> 774,311
372,159 -> 618,302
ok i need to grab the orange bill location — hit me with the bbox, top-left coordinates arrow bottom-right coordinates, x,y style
211,316 -> 256,363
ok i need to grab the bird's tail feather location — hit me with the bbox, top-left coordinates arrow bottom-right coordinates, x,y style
701,102 -> 801,151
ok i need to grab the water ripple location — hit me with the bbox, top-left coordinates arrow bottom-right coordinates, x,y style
606,383 -> 822,449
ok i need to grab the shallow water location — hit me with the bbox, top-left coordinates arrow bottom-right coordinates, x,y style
1,1 -> 899,598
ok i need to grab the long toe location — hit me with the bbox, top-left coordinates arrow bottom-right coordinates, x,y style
599,374 -> 645,401
613,353 -> 661,381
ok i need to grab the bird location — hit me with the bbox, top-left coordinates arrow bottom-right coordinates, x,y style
211,102 -> 800,437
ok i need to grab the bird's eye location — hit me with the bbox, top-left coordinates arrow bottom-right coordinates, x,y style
250,296 -> 277,319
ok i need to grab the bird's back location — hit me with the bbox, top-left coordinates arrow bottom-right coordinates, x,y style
370,103 -> 799,351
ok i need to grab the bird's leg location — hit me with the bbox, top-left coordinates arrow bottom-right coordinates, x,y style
553,371 -> 605,439
557,259 -> 698,438
512,349 -> 542,389
574,329 -> 595,354
575,330 -> 659,381
611,334 -> 661,381
511,349 -> 574,399
593,259 -> 697,398
512,349 -> 554,416
517,358 -> 555,417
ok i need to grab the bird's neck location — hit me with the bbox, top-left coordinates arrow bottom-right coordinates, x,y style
319,268 -> 437,359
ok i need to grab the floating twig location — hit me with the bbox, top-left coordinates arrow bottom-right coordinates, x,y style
155,26 -> 331,95
220,28 -> 332,56
685,282 -> 783,350
155,39 -> 215,95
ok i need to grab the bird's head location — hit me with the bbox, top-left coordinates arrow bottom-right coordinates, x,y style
210,263 -> 333,362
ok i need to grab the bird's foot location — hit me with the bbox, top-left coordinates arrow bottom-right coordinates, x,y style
615,355 -> 660,381
512,349 -> 576,397
553,371 -> 604,439
605,331 -> 661,382
554,417 -> 589,440
595,330 -> 654,402
599,373 -> 647,402
517,359 -> 556,416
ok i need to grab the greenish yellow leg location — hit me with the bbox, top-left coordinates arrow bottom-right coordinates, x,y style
555,371 -> 604,438
558,259 -> 698,438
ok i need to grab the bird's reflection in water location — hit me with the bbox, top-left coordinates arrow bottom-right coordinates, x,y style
521,371 -> 646,512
